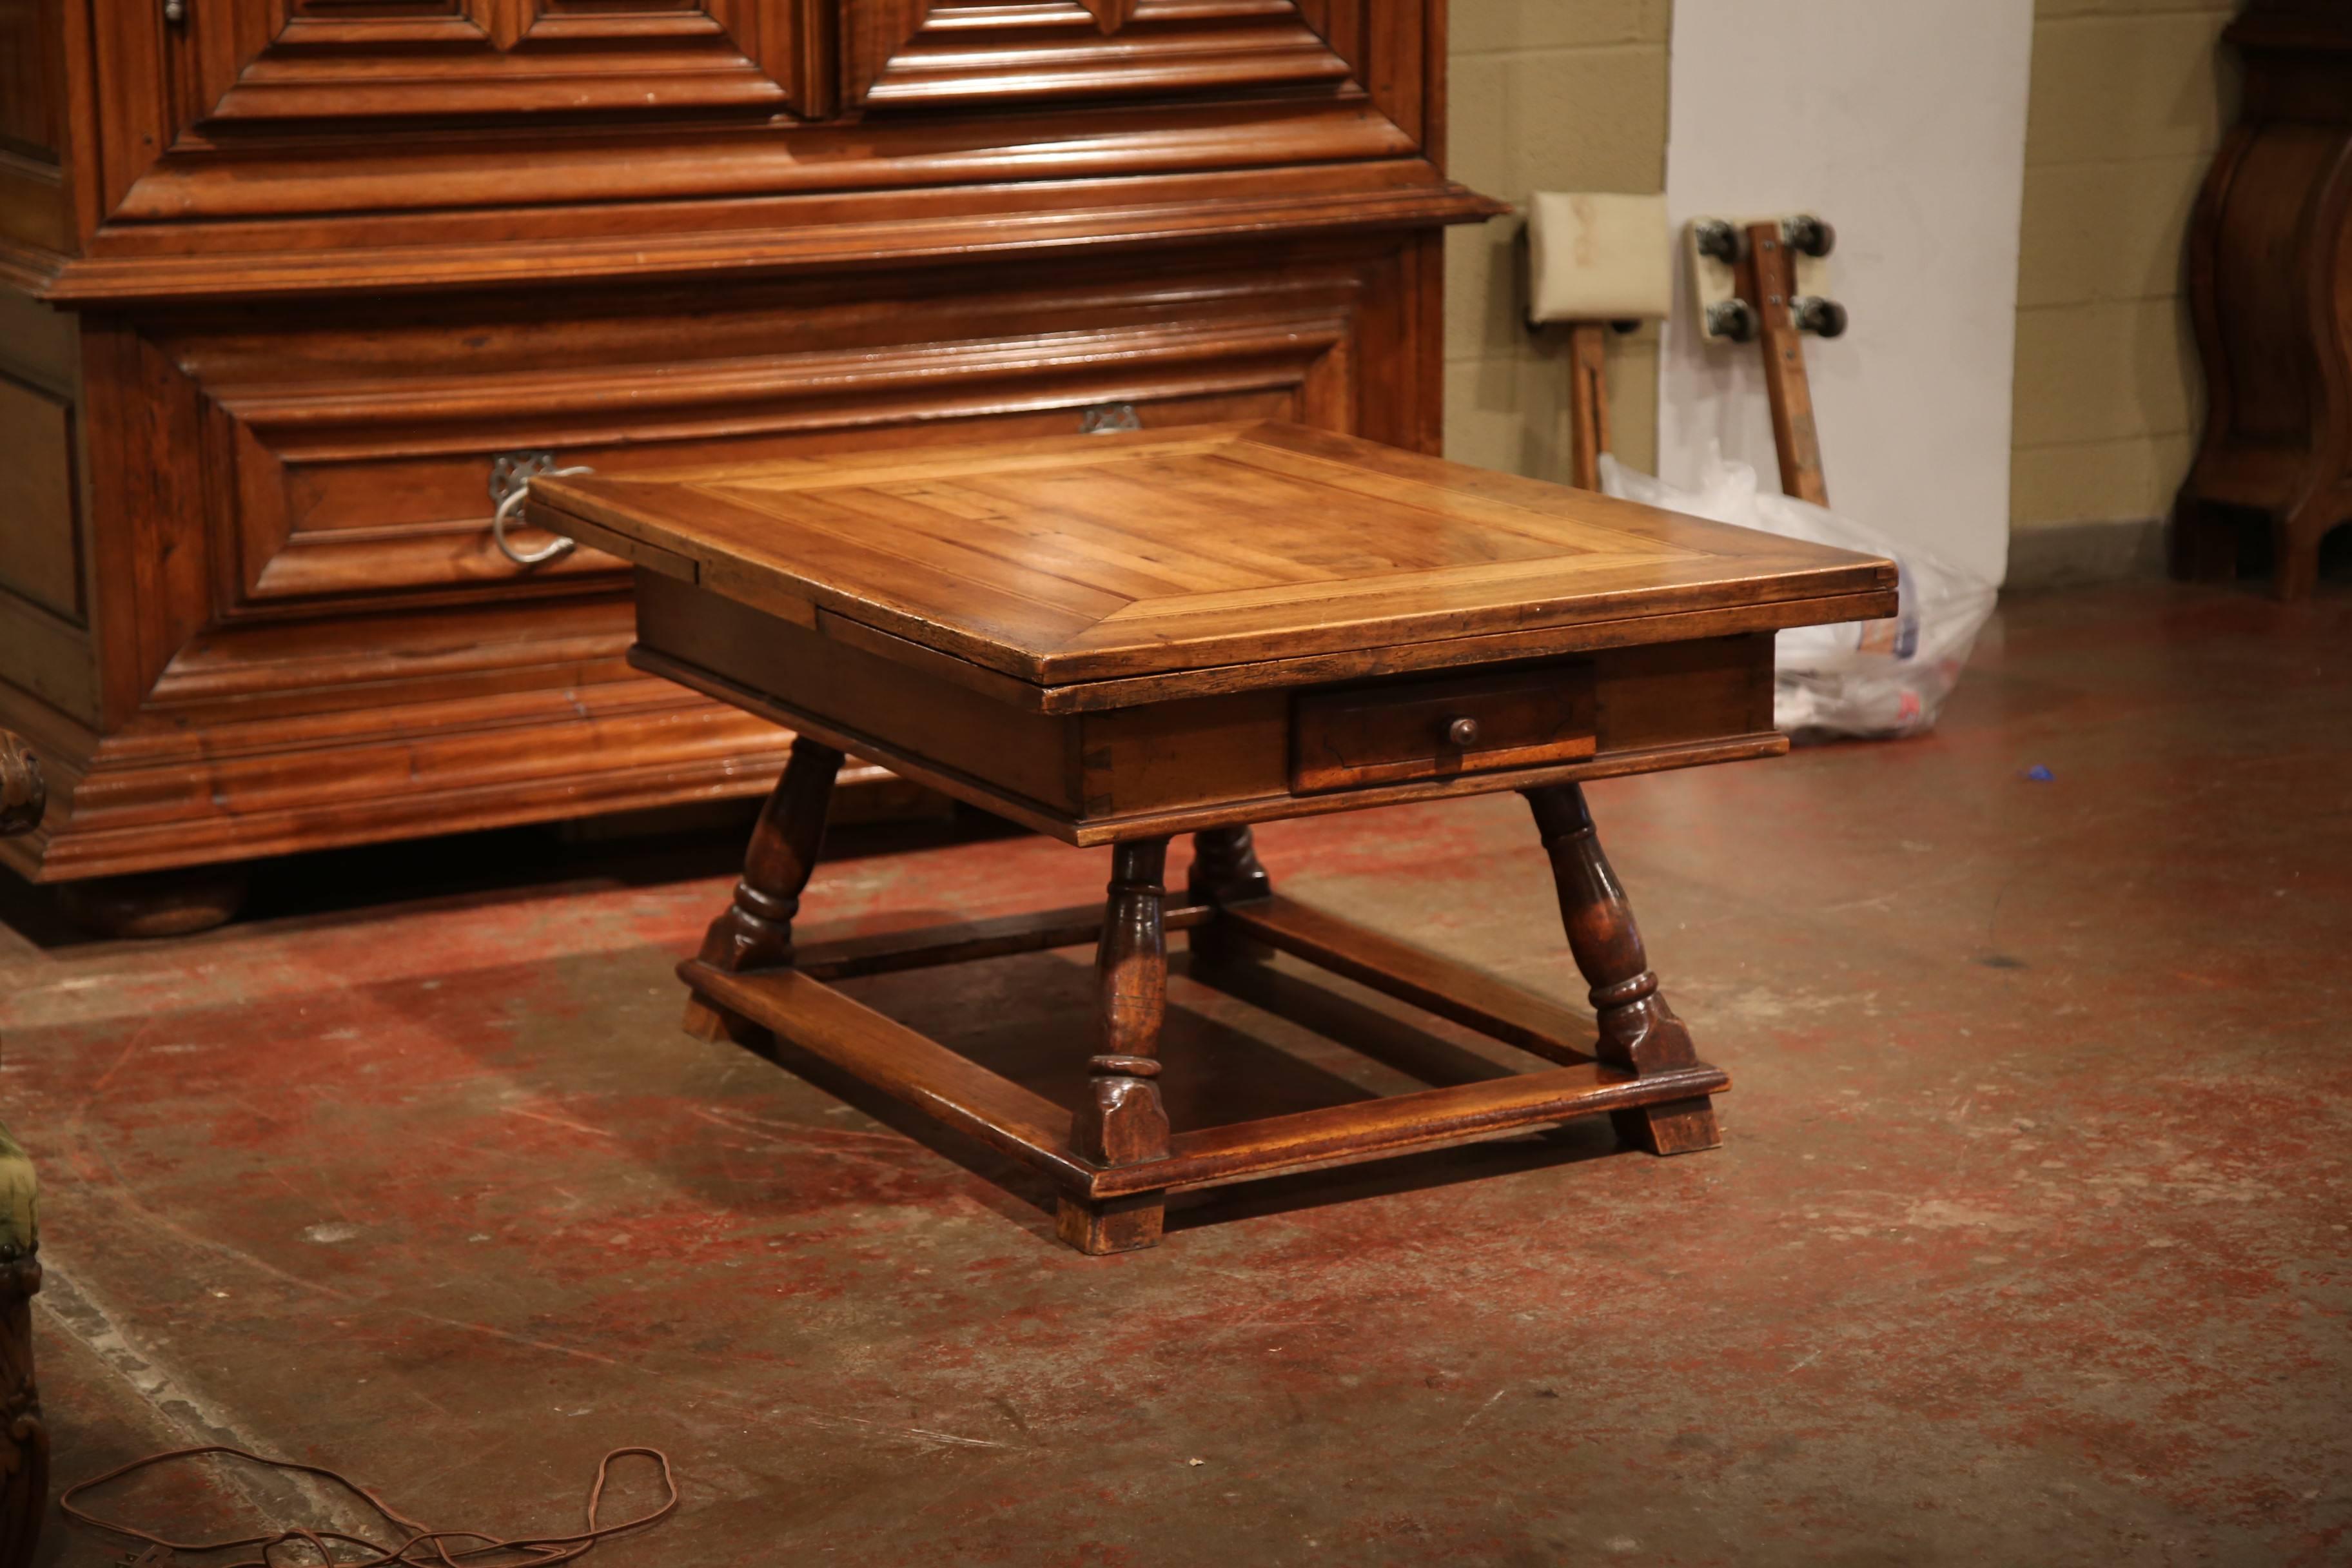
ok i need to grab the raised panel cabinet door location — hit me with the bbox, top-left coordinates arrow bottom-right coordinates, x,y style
843,0 -> 1424,141
66,0 -> 1465,246
90,0 -> 828,215
0,0 -> 72,252
0,0 -> 63,162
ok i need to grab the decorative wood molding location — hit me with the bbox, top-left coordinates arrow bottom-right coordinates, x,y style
0,671 -> 794,882
848,0 -> 1355,115
93,0 -> 826,220
61,0 -> 1440,244
99,102 -> 1418,226
143,263 -> 1359,618
0,0 -> 1484,889
0,240 -> 1451,883
24,165 -> 1493,304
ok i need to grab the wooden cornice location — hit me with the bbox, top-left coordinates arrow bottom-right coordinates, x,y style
12,163 -> 1503,308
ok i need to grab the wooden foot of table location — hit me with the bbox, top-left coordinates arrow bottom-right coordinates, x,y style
1611,1097 -> 1721,1155
1055,1191 -> 1166,1255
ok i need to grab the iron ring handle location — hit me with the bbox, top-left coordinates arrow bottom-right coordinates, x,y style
491,466 -> 593,567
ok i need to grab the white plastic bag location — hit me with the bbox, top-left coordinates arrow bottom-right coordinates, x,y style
1599,446 -> 1997,739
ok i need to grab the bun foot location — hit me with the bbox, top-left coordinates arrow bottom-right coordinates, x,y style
54,865 -> 251,939
1055,1193 -> 1165,1255
1612,1096 -> 1721,1156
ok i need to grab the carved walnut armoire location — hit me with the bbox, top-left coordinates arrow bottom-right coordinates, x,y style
0,0 -> 1494,919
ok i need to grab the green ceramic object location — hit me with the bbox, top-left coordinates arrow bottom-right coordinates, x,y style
0,1121 -> 34,1260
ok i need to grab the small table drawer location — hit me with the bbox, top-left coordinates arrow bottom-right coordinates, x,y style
1291,664 -> 1597,794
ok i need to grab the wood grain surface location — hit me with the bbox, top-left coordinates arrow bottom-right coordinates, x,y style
605,413 -> 1821,840
0,0 -> 1488,896
540,421 -> 1896,687
0,248 -> 1468,887
6,0 -> 1488,302
1290,662 -> 1596,792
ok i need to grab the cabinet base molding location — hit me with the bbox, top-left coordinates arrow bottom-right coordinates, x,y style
0,680 -> 793,885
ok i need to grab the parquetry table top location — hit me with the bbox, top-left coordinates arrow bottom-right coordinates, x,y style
533,421 -> 1894,688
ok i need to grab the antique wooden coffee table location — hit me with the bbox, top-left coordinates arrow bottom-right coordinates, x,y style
528,423 -> 1895,1253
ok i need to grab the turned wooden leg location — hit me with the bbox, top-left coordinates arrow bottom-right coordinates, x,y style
1186,824 -> 1274,966
683,736 -> 843,1044
1059,838 -> 1173,1255
1525,784 -> 1720,1156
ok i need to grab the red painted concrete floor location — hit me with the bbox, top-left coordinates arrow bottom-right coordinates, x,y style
3,580 -> 2348,1567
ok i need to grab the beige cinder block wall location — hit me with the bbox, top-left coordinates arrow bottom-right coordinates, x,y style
2008,0 -> 2238,582
1442,0 -> 1673,480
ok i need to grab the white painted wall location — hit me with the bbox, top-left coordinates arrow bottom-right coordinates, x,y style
1658,0 -> 2034,585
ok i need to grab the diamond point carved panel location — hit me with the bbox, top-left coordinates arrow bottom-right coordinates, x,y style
108,0 -> 828,226
105,0 -> 1427,229
178,0 -> 816,139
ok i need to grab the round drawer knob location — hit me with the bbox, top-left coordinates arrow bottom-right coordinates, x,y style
1446,717 -> 1481,748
